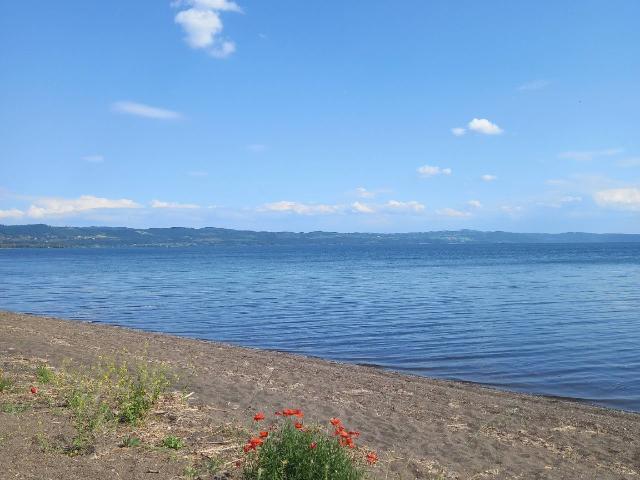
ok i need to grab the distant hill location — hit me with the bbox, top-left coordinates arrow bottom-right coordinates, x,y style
1,224 -> 639,248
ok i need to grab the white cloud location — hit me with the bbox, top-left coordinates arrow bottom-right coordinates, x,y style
150,200 -> 200,209
451,127 -> 466,137
112,101 -> 182,120
417,165 -> 452,178
481,174 -> 497,182
25,195 -> 141,218
83,154 -> 104,163
351,201 -> 375,214
383,200 -> 425,213
173,0 -> 242,58
467,200 -> 482,208
594,188 -> 640,211
558,148 -> 623,162
559,195 -> 582,204
261,201 -> 341,215
0,208 -> 24,219
437,208 -> 471,218
468,118 -> 503,135
517,80 -> 550,91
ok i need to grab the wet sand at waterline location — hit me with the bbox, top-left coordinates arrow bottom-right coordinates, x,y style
1,311 -> 639,479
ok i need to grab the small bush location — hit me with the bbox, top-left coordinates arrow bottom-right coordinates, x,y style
36,364 -> 56,384
242,410 -> 374,480
162,435 -> 185,450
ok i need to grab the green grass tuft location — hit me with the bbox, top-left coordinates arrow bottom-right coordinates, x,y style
0,371 -> 13,392
36,364 -> 56,384
162,435 -> 185,450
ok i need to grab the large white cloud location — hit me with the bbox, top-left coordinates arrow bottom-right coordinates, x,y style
594,188 -> 640,211
417,165 -> 452,178
173,0 -> 242,58
112,101 -> 182,120
468,118 -> 503,135
20,195 -> 141,219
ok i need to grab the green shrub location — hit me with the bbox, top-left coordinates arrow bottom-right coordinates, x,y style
243,422 -> 366,480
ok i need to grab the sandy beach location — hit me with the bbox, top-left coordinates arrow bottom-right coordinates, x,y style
1,311 -> 639,479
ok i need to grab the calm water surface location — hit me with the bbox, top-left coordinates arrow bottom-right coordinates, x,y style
1,244 -> 639,411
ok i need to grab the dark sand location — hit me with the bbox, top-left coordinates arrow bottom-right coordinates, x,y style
1,311 -> 639,479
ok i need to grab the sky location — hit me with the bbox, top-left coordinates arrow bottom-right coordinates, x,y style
1,0 -> 639,233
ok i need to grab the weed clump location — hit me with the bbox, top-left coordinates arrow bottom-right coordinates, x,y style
162,435 -> 185,450
56,357 -> 170,452
35,364 -> 56,384
0,371 -> 13,392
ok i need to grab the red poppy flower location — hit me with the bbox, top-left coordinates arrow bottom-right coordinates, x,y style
346,437 -> 355,448
30,386 -> 38,395
259,431 -> 269,438
348,431 -> 360,437
294,422 -> 304,429
330,417 -> 342,426
309,442 -> 317,449
253,412 -> 265,421
366,452 -> 378,464
249,437 -> 264,447
243,444 -> 254,453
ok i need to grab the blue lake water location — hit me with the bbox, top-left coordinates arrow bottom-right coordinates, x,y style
1,243 -> 639,411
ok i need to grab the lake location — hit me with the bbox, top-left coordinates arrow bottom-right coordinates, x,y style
1,243 -> 639,411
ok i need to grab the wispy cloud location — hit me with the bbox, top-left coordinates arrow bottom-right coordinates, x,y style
558,148 -> 623,162
616,157 -> 640,167
594,188 -> 640,211
82,154 -> 104,163
261,201 -> 341,215
437,207 -> 471,218
467,200 -> 482,208
172,0 -> 242,58
481,174 -> 497,182
417,165 -> 452,178
112,101 -> 182,120
517,79 -> 550,91
468,118 -> 503,135
451,127 -> 466,137
150,200 -> 200,209
383,200 -> 425,213
0,208 -> 24,219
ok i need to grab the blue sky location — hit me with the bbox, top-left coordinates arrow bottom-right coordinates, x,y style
1,0 -> 639,233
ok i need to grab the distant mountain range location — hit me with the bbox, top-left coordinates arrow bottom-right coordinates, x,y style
1,224 -> 639,248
